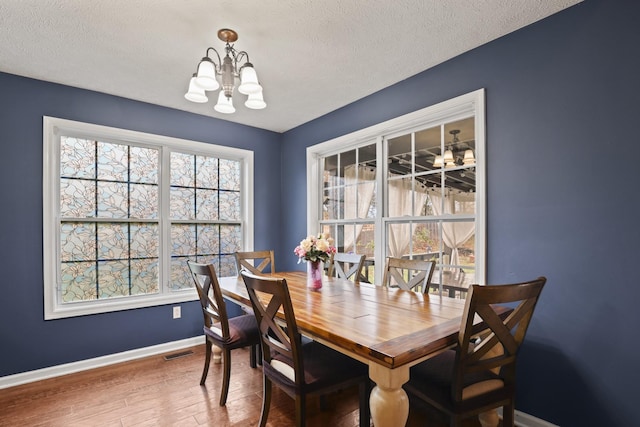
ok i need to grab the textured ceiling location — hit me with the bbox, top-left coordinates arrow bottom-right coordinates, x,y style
0,0 -> 582,132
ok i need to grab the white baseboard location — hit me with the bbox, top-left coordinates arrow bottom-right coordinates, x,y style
498,408 -> 560,427
0,336 -> 204,390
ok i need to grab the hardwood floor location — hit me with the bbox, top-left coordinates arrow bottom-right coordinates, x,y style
0,344 -> 489,426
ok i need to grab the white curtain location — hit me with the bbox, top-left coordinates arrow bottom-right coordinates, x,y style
343,165 -> 376,251
426,188 -> 475,268
387,178 -> 429,257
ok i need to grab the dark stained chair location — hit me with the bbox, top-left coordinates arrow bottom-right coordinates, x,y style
187,261 -> 261,406
381,257 -> 435,293
326,252 -> 366,283
404,277 -> 546,427
234,250 -> 275,276
240,270 -> 371,427
234,250 -> 275,319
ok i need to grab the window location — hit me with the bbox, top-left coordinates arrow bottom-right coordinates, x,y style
43,117 -> 253,319
307,90 -> 485,294
321,143 -> 377,280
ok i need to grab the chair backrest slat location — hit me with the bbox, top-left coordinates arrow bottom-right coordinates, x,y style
235,250 -> 275,275
187,261 -> 230,339
241,271 -> 305,387
327,252 -> 366,283
382,257 -> 435,293
452,277 -> 546,402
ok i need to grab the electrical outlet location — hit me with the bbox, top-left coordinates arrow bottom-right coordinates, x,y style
172,306 -> 181,319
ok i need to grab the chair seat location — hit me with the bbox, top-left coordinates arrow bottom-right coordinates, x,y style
264,340 -> 367,395
205,314 -> 259,349
408,349 -> 510,413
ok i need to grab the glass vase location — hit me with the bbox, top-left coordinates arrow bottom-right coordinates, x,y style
307,260 -> 323,290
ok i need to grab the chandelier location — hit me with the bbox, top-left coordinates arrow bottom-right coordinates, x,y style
185,28 -> 265,114
433,129 -> 475,168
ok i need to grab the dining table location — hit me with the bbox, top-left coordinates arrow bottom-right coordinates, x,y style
217,271 -> 508,427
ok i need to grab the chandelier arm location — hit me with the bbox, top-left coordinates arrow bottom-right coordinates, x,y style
234,51 -> 251,74
235,51 -> 249,64
205,47 -> 222,69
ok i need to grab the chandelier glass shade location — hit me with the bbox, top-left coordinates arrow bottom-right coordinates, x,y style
185,74 -> 208,103
463,149 -> 475,165
214,91 -> 235,114
185,28 -> 265,113
443,148 -> 455,167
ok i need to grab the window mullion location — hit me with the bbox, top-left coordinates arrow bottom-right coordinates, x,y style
374,135 -> 385,285
159,146 -> 171,294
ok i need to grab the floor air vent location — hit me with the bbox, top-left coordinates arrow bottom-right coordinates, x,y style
163,350 -> 194,361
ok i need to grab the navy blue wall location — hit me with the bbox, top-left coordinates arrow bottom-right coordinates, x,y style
282,1 -> 639,425
0,72 -> 282,375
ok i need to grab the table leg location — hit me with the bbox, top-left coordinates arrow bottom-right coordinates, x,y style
369,364 -> 410,427
478,409 -> 499,427
213,344 -> 222,364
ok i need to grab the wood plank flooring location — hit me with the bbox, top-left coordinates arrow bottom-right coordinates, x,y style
0,344 -> 489,426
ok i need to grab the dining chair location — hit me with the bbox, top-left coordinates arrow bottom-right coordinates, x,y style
326,252 -> 366,283
403,277 -> 546,427
234,250 -> 275,275
381,257 -> 435,293
234,250 -> 275,319
187,261 -> 261,406
240,270 -> 371,427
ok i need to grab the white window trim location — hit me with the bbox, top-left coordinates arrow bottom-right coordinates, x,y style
43,116 -> 254,320
307,89 -> 486,285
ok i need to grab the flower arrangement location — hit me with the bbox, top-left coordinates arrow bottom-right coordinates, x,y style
294,233 -> 337,263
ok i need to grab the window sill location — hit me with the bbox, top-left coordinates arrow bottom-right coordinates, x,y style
44,290 -> 198,320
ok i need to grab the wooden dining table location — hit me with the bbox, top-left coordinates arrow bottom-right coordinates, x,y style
217,271 -> 505,427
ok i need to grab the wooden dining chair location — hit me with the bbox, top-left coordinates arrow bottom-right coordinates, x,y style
234,250 -> 275,275
187,261 -> 261,406
326,252 -> 366,283
381,257 -> 435,293
240,270 -> 371,427
404,277 -> 546,427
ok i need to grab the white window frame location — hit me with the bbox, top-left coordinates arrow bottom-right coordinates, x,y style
307,89 -> 485,286
43,117 -> 254,319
